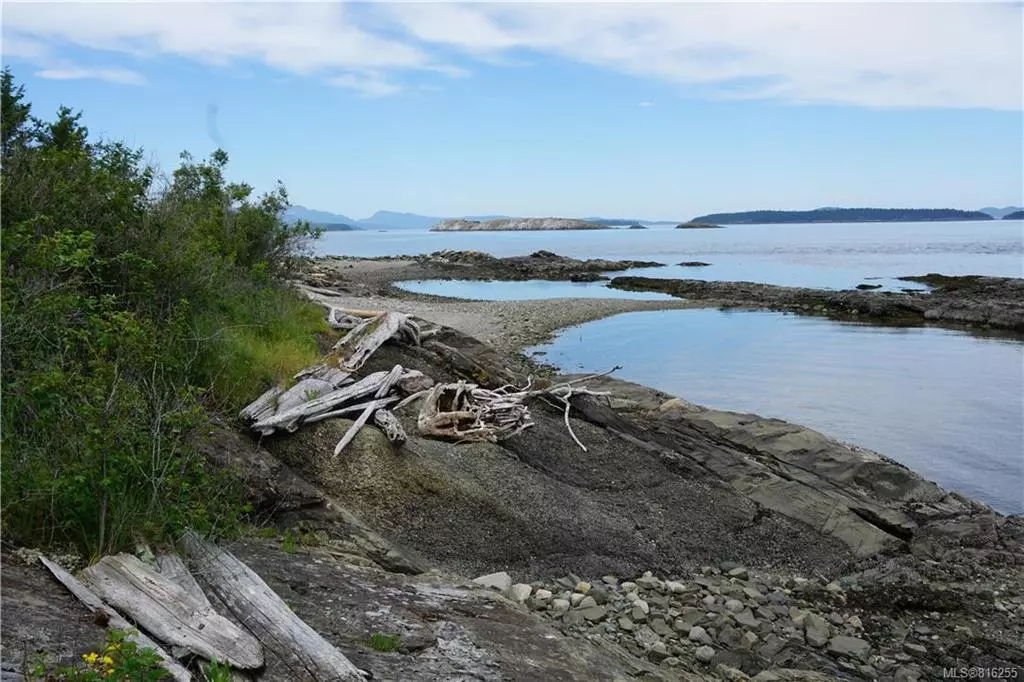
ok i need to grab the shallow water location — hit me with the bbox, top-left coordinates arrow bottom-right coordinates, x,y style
398,279 -> 679,301
527,309 -> 1024,514
318,220 -> 1023,291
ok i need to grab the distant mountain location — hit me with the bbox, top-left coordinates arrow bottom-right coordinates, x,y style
690,208 -> 994,224
287,206 -> 677,230
283,205 -> 355,225
979,206 -> 1024,219
1003,210 -> 1024,220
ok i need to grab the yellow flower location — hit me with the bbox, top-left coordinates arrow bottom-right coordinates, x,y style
82,652 -> 99,664
101,655 -> 114,666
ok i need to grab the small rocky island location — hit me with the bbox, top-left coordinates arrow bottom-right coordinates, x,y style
431,217 -> 608,232
676,221 -> 723,229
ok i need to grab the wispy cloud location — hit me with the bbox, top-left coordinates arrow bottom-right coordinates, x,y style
328,72 -> 403,98
2,1 -> 1020,109
36,66 -> 146,86
638,101 -> 655,108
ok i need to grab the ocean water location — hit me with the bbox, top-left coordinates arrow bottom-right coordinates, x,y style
527,309 -> 1024,515
317,220 -> 1024,513
317,220 -> 1024,291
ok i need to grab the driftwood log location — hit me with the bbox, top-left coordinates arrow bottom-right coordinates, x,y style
79,554 -> 264,670
39,556 -> 193,682
181,531 -> 365,681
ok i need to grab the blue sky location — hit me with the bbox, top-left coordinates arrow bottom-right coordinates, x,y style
2,1 -> 1022,220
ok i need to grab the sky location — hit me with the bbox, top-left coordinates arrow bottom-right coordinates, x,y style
2,1 -> 1022,221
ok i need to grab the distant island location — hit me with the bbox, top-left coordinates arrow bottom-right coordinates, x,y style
584,217 -> 678,227
676,221 -> 723,229
316,222 -> 359,231
431,218 -> 608,232
689,208 -> 994,224
1003,210 -> 1024,220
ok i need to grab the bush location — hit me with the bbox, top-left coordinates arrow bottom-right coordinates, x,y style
1,69 -> 325,556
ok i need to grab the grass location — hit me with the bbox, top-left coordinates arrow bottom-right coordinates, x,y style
368,632 -> 403,653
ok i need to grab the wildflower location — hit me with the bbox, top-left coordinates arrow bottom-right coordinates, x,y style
82,652 -> 99,664
101,655 -> 114,667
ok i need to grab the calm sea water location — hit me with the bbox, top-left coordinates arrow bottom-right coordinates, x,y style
318,221 -> 1024,513
527,309 -> 1024,515
318,220 -> 1023,291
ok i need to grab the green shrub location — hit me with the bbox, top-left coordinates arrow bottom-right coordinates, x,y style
0,69 -> 324,555
28,629 -> 170,681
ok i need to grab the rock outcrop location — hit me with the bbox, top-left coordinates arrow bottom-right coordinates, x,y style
609,274 -> 1024,331
411,249 -> 665,282
431,217 -> 608,231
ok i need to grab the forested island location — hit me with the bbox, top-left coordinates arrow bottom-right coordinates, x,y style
689,208 -> 994,224
1003,210 -> 1024,220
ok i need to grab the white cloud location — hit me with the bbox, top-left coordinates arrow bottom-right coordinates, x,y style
36,67 -> 146,86
2,1 -> 1020,109
638,101 -> 655,108
375,2 -> 1024,110
328,72 -> 403,98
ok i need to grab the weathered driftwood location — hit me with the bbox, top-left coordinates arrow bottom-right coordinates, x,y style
333,365 -> 404,455
333,312 -> 412,372
302,396 -> 400,424
39,556 -> 193,682
180,531 -> 365,681
155,554 -> 211,607
79,554 -> 264,670
373,409 -> 407,445
416,369 -> 618,450
250,370 -> 389,435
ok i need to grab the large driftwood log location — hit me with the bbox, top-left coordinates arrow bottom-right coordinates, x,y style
250,370 -> 389,435
79,554 -> 264,670
39,556 -> 193,682
333,312 -> 412,372
180,531 -> 365,681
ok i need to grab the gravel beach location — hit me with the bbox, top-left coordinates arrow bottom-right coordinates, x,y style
307,257 -> 700,352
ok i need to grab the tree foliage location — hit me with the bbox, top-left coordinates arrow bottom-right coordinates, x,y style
1,69 -> 326,556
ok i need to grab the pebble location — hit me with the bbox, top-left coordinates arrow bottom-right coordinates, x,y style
601,575 -> 619,585
620,582 -> 638,593
575,581 -> 592,594
648,641 -> 670,662
533,588 -> 553,604
549,598 -> 570,618
618,617 -> 635,632
725,599 -> 744,613
695,645 -> 716,663
688,626 -> 713,645
631,603 -> 649,623
570,593 -> 585,607
828,635 -> 871,661
509,583 -> 532,603
804,613 -> 830,648
578,596 -> 597,610
846,615 -> 862,630
651,618 -> 674,638
727,567 -> 749,580
581,605 -> 607,622
734,609 -> 760,629
741,631 -> 760,648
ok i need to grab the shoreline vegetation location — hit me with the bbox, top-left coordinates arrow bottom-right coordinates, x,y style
4,70 -> 1023,682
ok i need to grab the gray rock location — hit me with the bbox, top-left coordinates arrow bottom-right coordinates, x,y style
663,657 -> 682,667
648,641 -> 670,663
575,581 -> 592,594
533,588 -> 553,604
636,572 -> 663,591
678,607 -> 706,627
758,634 -> 789,660
635,625 -> 661,650
570,593 -> 585,607
742,631 -> 760,648
589,587 -> 610,605
509,583 -> 532,603
734,609 -> 760,629
665,581 -> 687,594
601,575 -> 619,585
617,617 -> 635,632
725,599 -> 745,613
743,586 -> 767,603
651,618 -> 674,638
894,665 -> 923,682
695,645 -> 716,663
620,581 -> 638,593
472,571 -> 512,593
688,625 -> 713,645
828,635 -> 871,661
727,567 -> 750,580
578,595 -> 597,610
549,598 -> 570,618
845,615 -> 862,630
804,613 -> 830,648
581,606 -> 607,622
788,607 -> 809,624
903,642 -> 927,656
717,626 -> 743,648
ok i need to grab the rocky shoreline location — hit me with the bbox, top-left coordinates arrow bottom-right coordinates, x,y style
4,253 -> 1022,681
